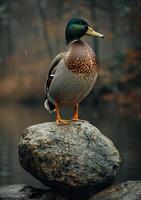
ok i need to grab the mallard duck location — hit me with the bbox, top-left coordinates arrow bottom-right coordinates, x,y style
44,17 -> 104,125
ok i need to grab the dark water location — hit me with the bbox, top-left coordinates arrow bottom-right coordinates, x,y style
0,103 -> 141,188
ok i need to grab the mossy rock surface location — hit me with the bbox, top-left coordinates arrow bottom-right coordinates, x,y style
19,120 -> 121,191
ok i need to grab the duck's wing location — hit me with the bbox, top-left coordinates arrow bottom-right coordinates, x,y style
44,52 -> 65,93
44,52 -> 65,112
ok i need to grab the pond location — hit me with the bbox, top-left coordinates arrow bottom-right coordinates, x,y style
0,103 -> 141,189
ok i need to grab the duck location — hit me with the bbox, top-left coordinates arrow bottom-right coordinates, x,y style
44,17 -> 104,125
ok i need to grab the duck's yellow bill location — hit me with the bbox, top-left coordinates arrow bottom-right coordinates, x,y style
86,26 -> 104,38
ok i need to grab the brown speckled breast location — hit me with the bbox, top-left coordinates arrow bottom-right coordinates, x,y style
66,40 -> 97,77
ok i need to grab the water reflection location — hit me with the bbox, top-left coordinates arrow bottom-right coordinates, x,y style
0,104 -> 141,188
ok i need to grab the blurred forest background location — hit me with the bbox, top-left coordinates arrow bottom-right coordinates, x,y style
0,0 -> 141,109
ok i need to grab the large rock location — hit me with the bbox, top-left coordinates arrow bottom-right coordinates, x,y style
19,120 -> 121,191
90,181 -> 141,200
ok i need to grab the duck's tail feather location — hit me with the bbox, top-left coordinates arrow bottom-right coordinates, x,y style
44,99 -> 56,113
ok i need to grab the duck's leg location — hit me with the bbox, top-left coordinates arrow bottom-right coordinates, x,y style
72,104 -> 79,121
55,102 -> 70,125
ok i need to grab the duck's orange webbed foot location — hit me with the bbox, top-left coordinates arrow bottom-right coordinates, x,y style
55,102 -> 70,125
56,119 -> 70,125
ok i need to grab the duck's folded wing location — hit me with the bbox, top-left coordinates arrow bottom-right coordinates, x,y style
44,52 -> 65,93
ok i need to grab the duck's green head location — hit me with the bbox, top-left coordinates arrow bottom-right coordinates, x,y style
66,17 -> 104,44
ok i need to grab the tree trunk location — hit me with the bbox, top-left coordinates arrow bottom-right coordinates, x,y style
36,0 -> 53,60
89,0 -> 99,59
